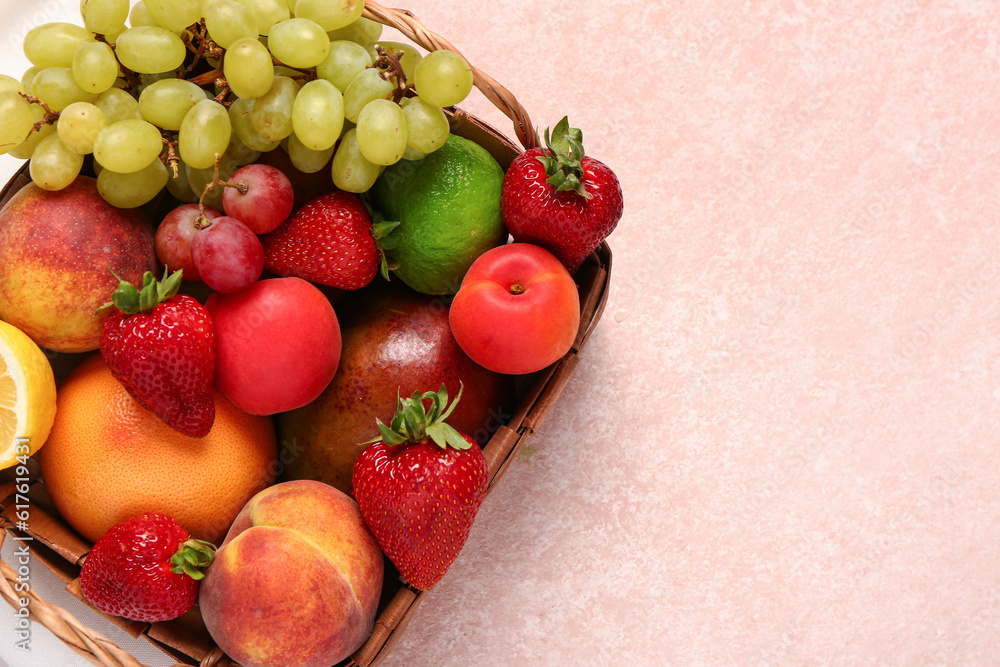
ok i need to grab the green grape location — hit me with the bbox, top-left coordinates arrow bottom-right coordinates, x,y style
72,41 -> 119,94
203,0 -> 258,49
229,97 -> 281,152
96,87 -> 142,122
273,66 -> 302,78
9,105 -> 55,160
400,96 -> 449,154
0,93 -> 35,156
93,118 -> 163,173
294,0 -> 364,31
375,41 -> 422,81
139,79 -> 208,131
137,72 -> 179,96
331,128 -> 379,193
33,68 -> 100,112
401,146 -> 425,161
56,101 -> 108,154
413,50 -> 473,108
327,16 -> 382,46
179,99 -> 233,169
129,0 -> 157,27
291,79 -> 343,151
227,133 -> 262,167
20,68 -> 39,96
224,38 -> 275,99
143,0 -> 203,33
0,75 -> 23,95
252,76 -> 297,142
115,27 -> 187,74
81,0 -> 129,35
269,18 -> 330,68
97,159 -> 169,207
23,23 -> 93,69
342,68 -> 394,122
165,165 -> 198,202
235,0 -> 290,36
316,40 -> 371,92
355,98 -> 406,166
29,135 -> 84,191
287,132 -> 333,173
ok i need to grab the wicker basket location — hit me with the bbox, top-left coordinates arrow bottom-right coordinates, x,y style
0,2 -> 613,665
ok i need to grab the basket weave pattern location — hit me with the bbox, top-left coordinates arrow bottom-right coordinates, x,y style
0,3 -> 612,665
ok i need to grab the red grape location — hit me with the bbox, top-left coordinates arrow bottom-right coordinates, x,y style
154,204 -> 222,282
191,217 -> 265,293
222,164 -> 295,235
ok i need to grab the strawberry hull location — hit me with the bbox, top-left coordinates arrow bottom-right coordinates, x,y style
0,70 -> 613,667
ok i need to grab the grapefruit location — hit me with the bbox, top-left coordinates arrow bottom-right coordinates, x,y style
38,353 -> 277,544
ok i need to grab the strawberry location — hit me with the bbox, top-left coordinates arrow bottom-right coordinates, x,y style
501,116 -> 624,272
261,189 -> 397,291
80,513 -> 216,623
99,268 -> 215,438
353,384 -> 488,590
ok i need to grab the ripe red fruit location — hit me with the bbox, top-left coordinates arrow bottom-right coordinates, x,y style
222,164 -> 295,235
80,513 -> 216,623
154,203 -> 222,282
353,385 -> 487,590
261,190 -> 387,291
501,117 -> 623,272
190,216 -> 265,294
99,269 -> 216,438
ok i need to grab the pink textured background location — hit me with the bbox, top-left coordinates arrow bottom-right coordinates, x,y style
1,0 -> 999,665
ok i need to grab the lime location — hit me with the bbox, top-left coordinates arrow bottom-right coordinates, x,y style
371,134 -> 507,294
0,320 -> 56,468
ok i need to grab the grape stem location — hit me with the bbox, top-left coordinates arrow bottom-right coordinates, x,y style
196,153 -> 249,225
213,85 -> 232,107
160,132 -> 181,178
372,46 -> 410,104
181,22 -> 223,77
16,94 -> 59,127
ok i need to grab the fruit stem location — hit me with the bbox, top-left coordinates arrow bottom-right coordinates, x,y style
160,131 -> 181,178
509,283 -> 526,295
372,45 -> 409,104
170,538 -> 217,581
17,94 -> 59,125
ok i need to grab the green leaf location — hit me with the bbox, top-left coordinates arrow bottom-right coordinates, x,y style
402,399 -> 426,439
372,219 -> 401,240
438,382 -> 463,422
425,423 -> 449,450
377,418 -> 409,446
441,423 -> 472,450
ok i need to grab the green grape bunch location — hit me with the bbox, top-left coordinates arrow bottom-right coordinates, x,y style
0,0 -> 478,208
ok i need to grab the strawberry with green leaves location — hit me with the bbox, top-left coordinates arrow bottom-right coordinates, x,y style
80,513 -> 216,623
352,384 -> 488,590
98,268 -> 215,438
501,116 -> 623,272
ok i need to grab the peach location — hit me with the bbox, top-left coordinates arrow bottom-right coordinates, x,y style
199,480 -> 383,667
0,177 -> 158,352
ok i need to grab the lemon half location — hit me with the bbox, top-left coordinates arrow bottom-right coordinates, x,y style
0,321 -> 57,468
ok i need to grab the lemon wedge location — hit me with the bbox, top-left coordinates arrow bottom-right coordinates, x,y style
0,320 -> 57,468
